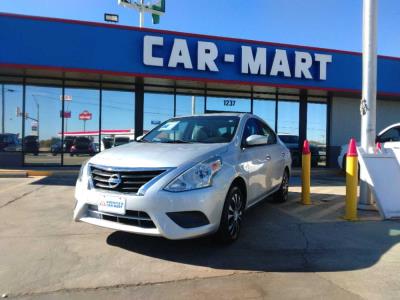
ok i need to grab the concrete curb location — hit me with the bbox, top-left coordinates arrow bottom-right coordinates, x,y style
0,170 -> 28,178
0,169 -> 79,178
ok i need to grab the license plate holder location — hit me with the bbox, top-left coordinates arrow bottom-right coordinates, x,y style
98,195 -> 126,215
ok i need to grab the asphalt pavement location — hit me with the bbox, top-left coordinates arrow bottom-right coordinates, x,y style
0,174 -> 399,299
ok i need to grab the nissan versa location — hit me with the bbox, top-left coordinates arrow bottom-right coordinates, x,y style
73,114 -> 291,242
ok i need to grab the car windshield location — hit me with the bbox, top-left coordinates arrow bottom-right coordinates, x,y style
75,137 -> 91,145
279,135 -> 299,144
142,116 -> 240,144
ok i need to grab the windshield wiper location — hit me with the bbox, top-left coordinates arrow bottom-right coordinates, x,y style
161,139 -> 192,144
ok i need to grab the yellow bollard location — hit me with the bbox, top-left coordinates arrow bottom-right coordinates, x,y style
301,140 -> 311,205
344,138 -> 358,221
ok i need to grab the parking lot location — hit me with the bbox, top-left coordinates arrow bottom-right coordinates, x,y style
1,173 -> 400,299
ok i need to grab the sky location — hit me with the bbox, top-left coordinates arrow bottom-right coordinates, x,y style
0,0 -> 396,144
1,0 -> 399,56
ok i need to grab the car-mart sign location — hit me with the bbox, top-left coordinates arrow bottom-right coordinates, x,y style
143,35 -> 332,81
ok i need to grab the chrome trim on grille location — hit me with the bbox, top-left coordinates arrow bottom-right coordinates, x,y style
88,164 -> 174,195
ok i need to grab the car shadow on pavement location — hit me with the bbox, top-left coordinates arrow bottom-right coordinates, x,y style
29,175 -> 77,186
107,193 -> 400,273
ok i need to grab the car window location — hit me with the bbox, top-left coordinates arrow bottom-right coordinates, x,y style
279,135 -> 299,144
379,127 -> 400,143
257,120 -> 277,145
242,118 -> 260,145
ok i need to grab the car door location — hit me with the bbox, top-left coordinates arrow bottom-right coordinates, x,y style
256,120 -> 285,189
238,118 -> 272,205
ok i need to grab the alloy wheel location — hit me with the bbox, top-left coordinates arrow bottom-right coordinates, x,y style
282,171 -> 289,202
227,191 -> 243,239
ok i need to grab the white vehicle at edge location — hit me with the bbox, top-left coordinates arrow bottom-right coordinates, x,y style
338,123 -> 400,170
73,113 -> 291,242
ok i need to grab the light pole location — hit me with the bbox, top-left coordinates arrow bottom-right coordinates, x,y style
139,0 -> 144,27
359,0 -> 378,209
32,95 -> 40,139
191,96 -> 196,115
1,84 -> 4,134
1,85 -> 15,134
118,0 -> 165,27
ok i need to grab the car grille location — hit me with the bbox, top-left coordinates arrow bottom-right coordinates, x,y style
90,166 -> 166,193
88,205 -> 156,228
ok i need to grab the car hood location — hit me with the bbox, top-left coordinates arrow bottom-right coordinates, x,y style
89,142 -> 229,168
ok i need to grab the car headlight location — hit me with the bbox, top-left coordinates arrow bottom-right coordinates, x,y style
164,157 -> 222,192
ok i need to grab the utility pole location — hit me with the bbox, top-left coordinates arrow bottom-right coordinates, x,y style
1,84 -> 4,134
32,95 -> 40,139
191,96 -> 196,115
359,0 -> 378,209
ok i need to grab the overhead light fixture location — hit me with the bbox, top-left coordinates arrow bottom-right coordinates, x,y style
104,13 -> 119,23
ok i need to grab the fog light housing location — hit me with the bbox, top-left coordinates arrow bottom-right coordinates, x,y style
167,211 -> 210,228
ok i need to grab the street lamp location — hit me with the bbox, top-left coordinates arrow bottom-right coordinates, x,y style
1,85 -> 16,134
118,0 -> 165,27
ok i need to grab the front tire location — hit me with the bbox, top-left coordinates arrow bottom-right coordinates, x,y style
273,169 -> 289,203
217,185 -> 245,243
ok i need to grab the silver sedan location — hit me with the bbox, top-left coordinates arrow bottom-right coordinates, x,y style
73,113 -> 291,242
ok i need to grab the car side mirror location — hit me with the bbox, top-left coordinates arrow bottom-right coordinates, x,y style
246,135 -> 269,147
136,135 -> 144,141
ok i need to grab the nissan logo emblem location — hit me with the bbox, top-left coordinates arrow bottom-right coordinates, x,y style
108,174 -> 121,188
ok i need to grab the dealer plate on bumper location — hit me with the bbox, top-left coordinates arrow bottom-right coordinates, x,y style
98,195 -> 126,215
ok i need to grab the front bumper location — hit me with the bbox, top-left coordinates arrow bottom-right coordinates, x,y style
73,171 -> 231,240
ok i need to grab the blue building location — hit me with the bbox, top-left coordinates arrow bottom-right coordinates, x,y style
1,13 -> 400,167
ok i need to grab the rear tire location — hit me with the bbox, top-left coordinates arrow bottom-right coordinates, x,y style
273,169 -> 289,203
216,185 -> 245,243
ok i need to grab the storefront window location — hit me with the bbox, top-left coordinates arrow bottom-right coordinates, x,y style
206,96 -> 251,113
307,101 -> 327,167
63,87 -> 100,166
175,94 -> 205,116
0,84 -> 23,167
24,86 -> 62,166
253,98 -> 276,130
278,100 -> 300,167
144,92 -> 174,131
101,90 -> 135,151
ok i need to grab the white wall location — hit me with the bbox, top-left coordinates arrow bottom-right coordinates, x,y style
331,96 -> 400,146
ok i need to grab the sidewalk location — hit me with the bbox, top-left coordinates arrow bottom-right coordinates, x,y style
0,166 -> 79,178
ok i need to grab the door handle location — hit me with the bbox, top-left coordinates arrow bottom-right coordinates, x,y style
266,155 -> 271,161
